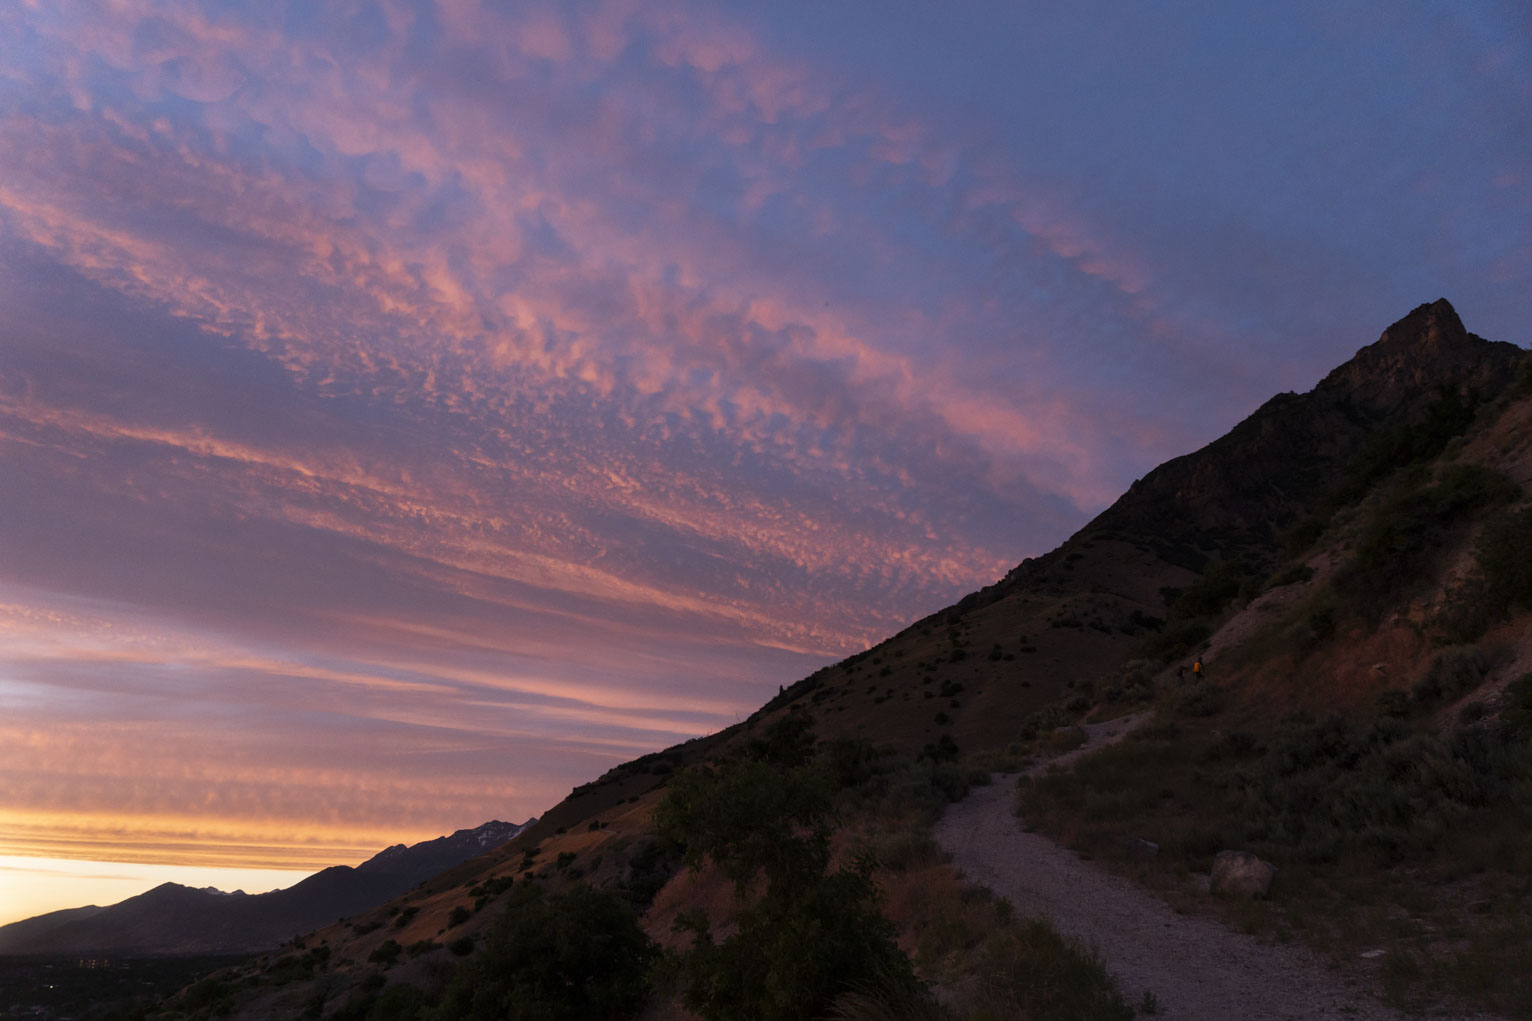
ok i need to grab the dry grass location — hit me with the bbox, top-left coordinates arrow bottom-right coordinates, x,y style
1016,655 -> 1532,1017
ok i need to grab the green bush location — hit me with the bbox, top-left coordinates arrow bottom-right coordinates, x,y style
367,940 -> 402,967
431,884 -> 656,1021
966,919 -> 1132,1021
656,719 -> 925,1021
1018,706 -> 1071,740
1171,560 -> 1247,619
1137,620 -> 1212,663
1173,682 -> 1221,717
1265,563 -> 1314,589
1502,674 -> 1532,738
1477,506 -> 1532,614
1376,689 -> 1410,719
1423,645 -> 1491,699
1228,713 -> 1532,864
918,734 -> 960,764
1338,465 -> 1519,620
1279,516 -> 1326,557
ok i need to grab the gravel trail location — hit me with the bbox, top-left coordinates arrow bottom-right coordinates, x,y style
935,715 -> 1453,1021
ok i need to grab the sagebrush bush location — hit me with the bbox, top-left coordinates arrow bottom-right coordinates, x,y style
430,883 -> 655,1021
1477,505 -> 1532,613
1422,645 -> 1490,699
1171,560 -> 1248,618
1018,706 -> 1070,740
1172,681 -> 1221,717
1229,713 -> 1532,865
966,920 -> 1132,1021
1502,674 -> 1532,738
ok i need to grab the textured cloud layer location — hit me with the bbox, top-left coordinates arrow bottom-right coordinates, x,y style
1,1 -> 1527,905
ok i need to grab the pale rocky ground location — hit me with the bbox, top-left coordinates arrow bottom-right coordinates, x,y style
935,714 -> 1499,1021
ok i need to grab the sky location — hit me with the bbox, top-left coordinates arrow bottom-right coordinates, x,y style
1,1 -> 1529,926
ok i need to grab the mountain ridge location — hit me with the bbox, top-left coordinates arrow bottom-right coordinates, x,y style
0,819 -> 534,956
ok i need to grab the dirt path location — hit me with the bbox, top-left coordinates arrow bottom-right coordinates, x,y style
935,714 -> 1469,1021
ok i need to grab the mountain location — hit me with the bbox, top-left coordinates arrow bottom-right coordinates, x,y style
0,819 -> 533,956
147,301 -> 1532,1018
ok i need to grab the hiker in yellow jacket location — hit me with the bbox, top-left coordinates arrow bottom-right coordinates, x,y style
1192,655 -> 1205,680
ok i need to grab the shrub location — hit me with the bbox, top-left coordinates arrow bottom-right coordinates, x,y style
1376,689 -> 1410,719
1171,560 -> 1247,618
1203,731 -> 1259,762
656,721 -> 925,1021
824,737 -> 891,789
1266,563 -> 1314,589
1502,674 -> 1532,738
965,919 -> 1132,1020
368,940 -> 402,967
926,761 -> 976,803
431,884 -> 656,1021
1229,713 -> 1532,864
1423,646 -> 1491,699
1018,706 -> 1070,740
1477,506 -> 1532,615
1138,620 -> 1212,663
447,905 -> 471,928
1040,726 -> 1087,755
1280,516 -> 1326,557
1173,682 -> 1221,717
918,734 -> 960,764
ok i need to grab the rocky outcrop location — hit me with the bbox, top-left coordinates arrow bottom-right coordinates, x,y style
1317,299 -> 1524,418
1210,850 -> 1276,898
1073,298 -> 1524,574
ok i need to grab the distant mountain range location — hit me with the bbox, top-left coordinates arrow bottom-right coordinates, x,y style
0,819 -> 533,956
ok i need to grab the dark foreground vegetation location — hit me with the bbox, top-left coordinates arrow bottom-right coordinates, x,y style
0,955 -> 247,1021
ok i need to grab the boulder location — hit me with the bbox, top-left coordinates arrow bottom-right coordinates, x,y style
1210,850 -> 1276,898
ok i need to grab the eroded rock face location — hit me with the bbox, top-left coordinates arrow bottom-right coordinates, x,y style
1210,850 -> 1276,898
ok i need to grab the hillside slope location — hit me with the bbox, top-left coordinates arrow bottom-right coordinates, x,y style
148,300 -> 1531,1019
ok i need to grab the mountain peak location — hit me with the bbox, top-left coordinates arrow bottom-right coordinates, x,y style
1317,297 -> 1519,417
1371,298 -> 1480,365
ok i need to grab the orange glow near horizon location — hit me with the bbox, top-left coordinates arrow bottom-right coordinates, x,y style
0,856 -> 318,930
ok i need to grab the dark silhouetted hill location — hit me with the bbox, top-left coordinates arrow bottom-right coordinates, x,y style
0,819 -> 532,955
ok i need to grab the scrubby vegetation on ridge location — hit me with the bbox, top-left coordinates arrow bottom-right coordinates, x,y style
1019,674 -> 1532,1015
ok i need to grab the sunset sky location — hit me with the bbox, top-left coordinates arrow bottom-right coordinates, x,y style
1,1 -> 1529,925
